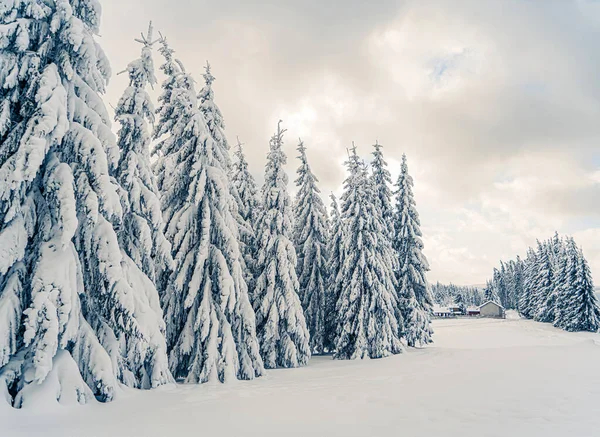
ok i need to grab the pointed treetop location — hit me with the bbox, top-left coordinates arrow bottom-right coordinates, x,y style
297,138 -> 307,160
276,120 -> 286,141
330,192 -> 338,207
235,136 -> 246,157
203,61 -> 215,86
135,21 -> 159,49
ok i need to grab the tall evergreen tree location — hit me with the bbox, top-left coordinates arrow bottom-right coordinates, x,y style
335,147 -> 402,359
112,22 -> 176,389
554,238 -> 600,332
532,241 -> 556,323
518,248 -> 537,318
153,39 -> 263,383
0,0 -> 170,406
231,138 -> 261,294
324,193 -> 343,352
115,23 -> 173,286
393,154 -> 433,347
197,64 -> 257,300
370,141 -> 394,238
293,140 -> 329,354
511,256 -> 524,310
253,122 -> 310,368
483,280 -> 500,303
553,240 -> 571,329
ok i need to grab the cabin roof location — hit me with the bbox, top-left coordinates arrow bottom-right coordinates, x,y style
478,301 -> 505,310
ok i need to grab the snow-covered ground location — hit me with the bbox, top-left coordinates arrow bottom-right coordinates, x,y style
3,312 -> 600,437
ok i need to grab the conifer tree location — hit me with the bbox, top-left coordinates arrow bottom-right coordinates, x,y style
335,147 -> 402,359
197,63 -> 258,299
0,1 -> 171,406
454,293 -> 467,314
532,241 -> 556,323
293,140 -> 329,354
518,248 -> 537,318
115,23 -> 173,286
511,256 -> 524,310
112,22 -> 176,389
554,238 -> 600,332
483,280 -> 500,303
153,39 -> 263,383
393,154 -> 433,347
370,141 -> 394,238
324,193 -> 343,352
232,138 -> 261,294
253,122 -> 310,368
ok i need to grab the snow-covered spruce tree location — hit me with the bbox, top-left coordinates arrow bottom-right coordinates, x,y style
324,193 -> 343,352
518,247 -> 537,318
511,256 -> 524,310
532,240 -> 556,323
0,1 -> 173,407
197,63 -> 257,295
491,268 -> 504,304
293,140 -> 329,354
112,24 -> 175,389
334,147 -> 402,359
114,23 -> 173,287
153,39 -> 263,383
253,122 -> 310,368
554,238 -> 600,332
231,138 -> 260,293
552,240 -> 571,329
370,141 -> 394,239
483,280 -> 500,303
393,153 -> 433,347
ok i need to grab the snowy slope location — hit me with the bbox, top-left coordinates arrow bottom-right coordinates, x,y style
3,314 -> 600,437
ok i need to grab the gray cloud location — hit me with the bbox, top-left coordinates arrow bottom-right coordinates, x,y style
100,0 -> 600,284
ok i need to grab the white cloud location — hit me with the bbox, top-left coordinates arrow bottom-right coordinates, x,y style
100,0 -> 600,284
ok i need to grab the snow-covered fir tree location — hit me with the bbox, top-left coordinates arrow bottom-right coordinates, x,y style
393,154 -> 433,347
112,25 -> 175,390
114,23 -> 173,287
483,280 -> 500,303
0,1 -> 176,407
153,39 -> 263,383
197,62 -> 258,300
253,122 -> 310,368
554,238 -> 600,332
370,141 -> 394,239
490,268 -> 504,304
198,62 -> 230,166
334,147 -> 402,359
324,193 -> 343,352
455,293 -> 467,313
518,247 -> 537,318
293,140 -> 329,354
532,240 -> 556,323
231,138 -> 261,294
510,256 -> 524,310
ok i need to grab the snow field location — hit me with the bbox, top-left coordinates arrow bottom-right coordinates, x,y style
4,314 -> 600,437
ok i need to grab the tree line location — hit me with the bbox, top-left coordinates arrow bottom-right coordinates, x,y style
484,233 -> 600,332
0,5 -> 433,408
431,283 -> 485,310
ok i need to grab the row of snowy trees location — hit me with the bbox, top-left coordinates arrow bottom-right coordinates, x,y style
431,283 -> 485,309
0,1 -> 434,408
486,234 -> 600,332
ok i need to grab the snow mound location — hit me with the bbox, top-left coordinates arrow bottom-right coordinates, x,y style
15,350 -> 94,409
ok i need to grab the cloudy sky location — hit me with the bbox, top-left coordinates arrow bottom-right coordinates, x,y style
100,0 -> 600,285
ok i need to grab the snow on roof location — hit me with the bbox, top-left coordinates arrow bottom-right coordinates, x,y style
478,301 -> 505,310
466,306 -> 480,312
